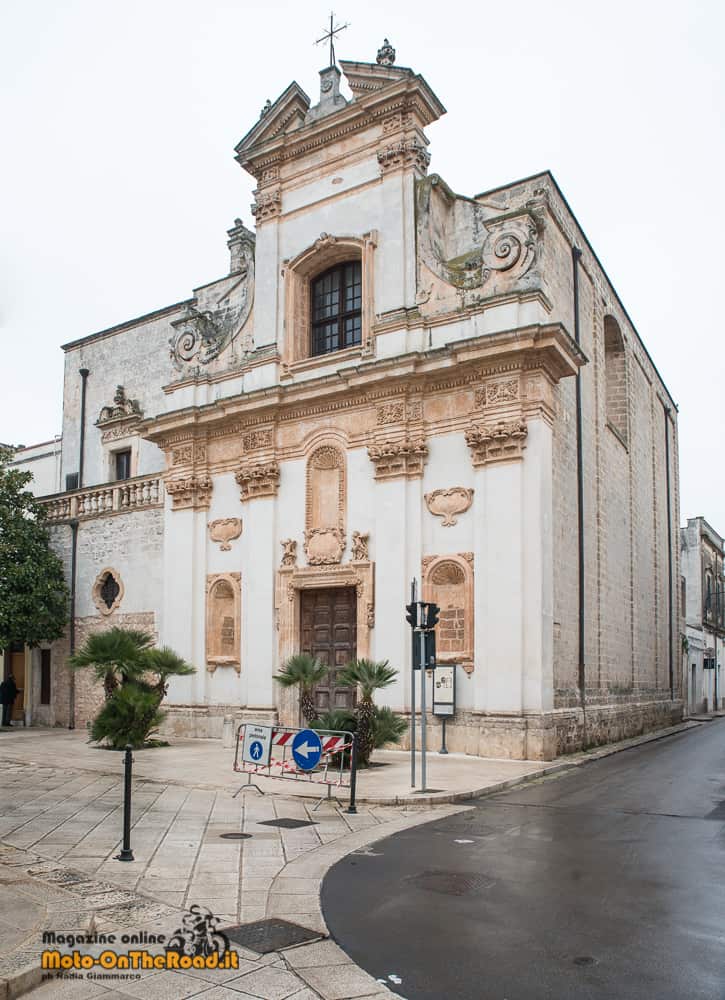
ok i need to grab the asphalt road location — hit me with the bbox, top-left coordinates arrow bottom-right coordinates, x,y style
322,721 -> 725,1000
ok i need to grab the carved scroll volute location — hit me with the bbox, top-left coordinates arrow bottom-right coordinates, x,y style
424,488 -> 474,527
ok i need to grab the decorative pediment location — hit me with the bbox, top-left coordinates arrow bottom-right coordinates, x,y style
96,386 -> 142,441
234,82 -> 312,168
338,58 -> 411,98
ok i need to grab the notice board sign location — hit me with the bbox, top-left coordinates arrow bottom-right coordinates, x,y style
242,724 -> 273,766
433,665 -> 456,717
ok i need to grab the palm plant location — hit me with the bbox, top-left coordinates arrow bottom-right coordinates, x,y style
70,628 -> 196,749
338,658 -> 398,765
69,627 -> 153,700
273,653 -> 328,723
144,646 -> 196,700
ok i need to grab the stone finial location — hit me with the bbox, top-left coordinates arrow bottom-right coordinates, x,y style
376,38 -> 396,66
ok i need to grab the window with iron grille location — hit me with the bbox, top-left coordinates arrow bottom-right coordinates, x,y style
310,262 -> 362,357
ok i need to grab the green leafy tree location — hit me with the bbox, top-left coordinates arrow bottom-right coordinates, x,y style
0,446 -> 69,650
273,653 -> 328,723
70,627 -> 195,749
338,658 -> 398,765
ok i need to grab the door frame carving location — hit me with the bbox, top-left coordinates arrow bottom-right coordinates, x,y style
276,562 -> 374,668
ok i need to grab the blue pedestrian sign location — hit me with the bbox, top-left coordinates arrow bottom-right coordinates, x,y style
292,729 -> 323,771
241,724 -> 272,766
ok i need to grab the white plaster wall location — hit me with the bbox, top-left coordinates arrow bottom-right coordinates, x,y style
10,440 -> 62,497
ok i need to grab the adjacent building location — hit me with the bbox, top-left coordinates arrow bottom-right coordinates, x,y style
5,41 -> 682,757
680,517 -> 724,713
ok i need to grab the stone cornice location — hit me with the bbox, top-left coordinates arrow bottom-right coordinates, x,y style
139,323 -> 584,448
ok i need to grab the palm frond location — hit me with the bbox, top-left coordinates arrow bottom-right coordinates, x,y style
338,658 -> 398,699
144,646 -> 196,679
273,653 -> 328,690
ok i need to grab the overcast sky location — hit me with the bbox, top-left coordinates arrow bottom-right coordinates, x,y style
1,0 -> 723,527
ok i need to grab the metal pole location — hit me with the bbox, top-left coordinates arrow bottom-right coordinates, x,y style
346,733 -> 358,814
68,519 -> 78,731
420,629 -> 427,792
410,579 -> 416,789
440,717 -> 448,754
116,745 -> 134,861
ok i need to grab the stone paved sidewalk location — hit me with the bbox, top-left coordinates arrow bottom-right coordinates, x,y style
0,754 -> 461,999
0,721 -> 701,999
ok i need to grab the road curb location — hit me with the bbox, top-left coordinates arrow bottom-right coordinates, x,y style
350,719 -> 703,805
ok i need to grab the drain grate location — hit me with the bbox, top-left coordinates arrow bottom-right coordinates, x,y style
219,833 -> 252,840
258,818 -> 317,830
408,870 -> 496,896
224,918 -> 323,953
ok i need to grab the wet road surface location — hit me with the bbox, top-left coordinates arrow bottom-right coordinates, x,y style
322,721 -> 725,1000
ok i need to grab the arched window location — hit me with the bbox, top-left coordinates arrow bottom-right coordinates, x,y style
603,315 -> 628,444
310,262 -> 362,356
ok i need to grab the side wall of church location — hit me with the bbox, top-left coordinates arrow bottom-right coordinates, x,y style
510,178 -> 683,752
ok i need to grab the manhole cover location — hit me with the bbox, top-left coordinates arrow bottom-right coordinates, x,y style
409,870 -> 496,896
219,833 -> 252,840
224,919 -> 323,953
573,956 -> 597,967
258,818 -> 317,830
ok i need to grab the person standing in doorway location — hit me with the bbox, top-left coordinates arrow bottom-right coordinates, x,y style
0,675 -> 18,726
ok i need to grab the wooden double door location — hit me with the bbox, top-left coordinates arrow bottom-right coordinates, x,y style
300,587 -> 357,714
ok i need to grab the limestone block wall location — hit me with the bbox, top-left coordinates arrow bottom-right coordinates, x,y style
496,174 -> 684,750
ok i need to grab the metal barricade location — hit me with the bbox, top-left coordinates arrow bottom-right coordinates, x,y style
233,725 -> 358,813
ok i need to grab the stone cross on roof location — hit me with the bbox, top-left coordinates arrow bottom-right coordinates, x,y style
315,11 -> 349,68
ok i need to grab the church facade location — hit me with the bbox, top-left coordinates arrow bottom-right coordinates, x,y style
13,43 -> 682,759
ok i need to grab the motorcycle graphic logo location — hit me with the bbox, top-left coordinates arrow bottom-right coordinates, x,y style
166,905 -> 230,959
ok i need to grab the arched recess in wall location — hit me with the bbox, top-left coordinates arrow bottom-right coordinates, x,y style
282,232 -> 377,367
304,444 -> 347,565
206,573 -> 241,673
422,553 -> 474,673
603,315 -> 628,445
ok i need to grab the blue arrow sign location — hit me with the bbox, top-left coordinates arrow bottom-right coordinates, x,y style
292,729 -> 323,771
249,740 -> 264,761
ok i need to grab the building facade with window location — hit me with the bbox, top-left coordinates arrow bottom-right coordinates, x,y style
9,44 -> 682,757
680,517 -> 724,714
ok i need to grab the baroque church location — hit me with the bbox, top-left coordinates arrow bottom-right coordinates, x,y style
9,40 -> 683,759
